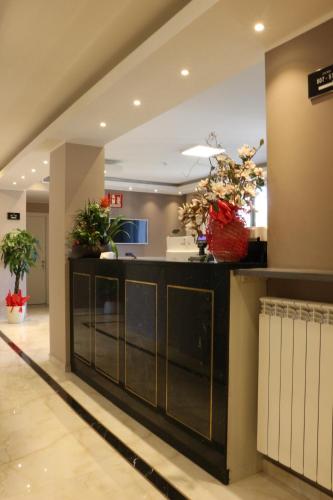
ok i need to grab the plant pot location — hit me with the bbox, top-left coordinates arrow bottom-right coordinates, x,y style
6,304 -> 27,324
206,217 -> 249,262
70,243 -> 114,259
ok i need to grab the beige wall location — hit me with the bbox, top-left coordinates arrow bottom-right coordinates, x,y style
108,190 -> 185,257
49,143 -> 104,366
266,19 -> 333,269
0,190 -> 26,318
27,202 -> 49,213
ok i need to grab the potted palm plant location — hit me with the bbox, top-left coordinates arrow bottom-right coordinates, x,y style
69,194 -> 127,258
0,229 -> 38,323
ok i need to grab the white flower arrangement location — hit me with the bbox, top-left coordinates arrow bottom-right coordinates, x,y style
178,137 -> 265,236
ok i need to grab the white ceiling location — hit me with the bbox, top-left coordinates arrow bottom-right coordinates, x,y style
1,0 -> 332,199
104,61 -> 266,189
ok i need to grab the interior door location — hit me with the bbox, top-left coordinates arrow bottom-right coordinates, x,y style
27,214 -> 47,304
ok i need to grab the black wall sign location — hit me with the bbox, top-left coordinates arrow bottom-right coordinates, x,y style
308,64 -> 333,99
7,212 -> 20,221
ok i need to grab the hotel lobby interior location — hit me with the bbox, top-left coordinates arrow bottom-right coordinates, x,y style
0,1 -> 333,498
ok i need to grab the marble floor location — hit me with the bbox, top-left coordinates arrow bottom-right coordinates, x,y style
0,306 -> 312,499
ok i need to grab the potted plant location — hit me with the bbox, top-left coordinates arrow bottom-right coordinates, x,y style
69,194 -> 128,258
178,135 -> 265,262
0,229 -> 38,323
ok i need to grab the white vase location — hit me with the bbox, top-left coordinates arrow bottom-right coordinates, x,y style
6,305 -> 27,324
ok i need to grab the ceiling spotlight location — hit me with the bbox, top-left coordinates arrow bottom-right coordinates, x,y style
154,189 -> 158,193
182,145 -> 225,158
254,22 -> 265,32
104,169 -> 107,174
180,68 -> 190,77
133,99 -> 141,107
100,121 -> 107,128
21,175 -> 25,179
43,160 -> 48,165
13,181 -> 17,185
32,169 -> 36,173
178,191 -> 182,195
129,186 -> 133,191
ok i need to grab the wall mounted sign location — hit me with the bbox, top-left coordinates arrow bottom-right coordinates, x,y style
110,193 -> 123,208
7,212 -> 20,221
308,64 -> 333,99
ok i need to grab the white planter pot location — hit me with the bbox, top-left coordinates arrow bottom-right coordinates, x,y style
6,305 -> 27,324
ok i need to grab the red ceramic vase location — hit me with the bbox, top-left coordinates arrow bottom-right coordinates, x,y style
206,216 -> 249,262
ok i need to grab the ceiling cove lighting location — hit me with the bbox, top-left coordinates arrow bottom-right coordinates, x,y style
254,22 -> 265,32
100,121 -> 107,128
133,99 -> 141,107
180,68 -> 190,77
181,145 -> 225,158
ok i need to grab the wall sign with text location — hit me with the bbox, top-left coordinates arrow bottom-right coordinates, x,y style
308,64 -> 333,99
110,193 -> 123,208
7,212 -> 20,221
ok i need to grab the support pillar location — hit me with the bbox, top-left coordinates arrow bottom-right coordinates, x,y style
49,143 -> 104,367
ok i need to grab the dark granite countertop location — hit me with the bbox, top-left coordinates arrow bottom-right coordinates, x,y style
234,267 -> 333,282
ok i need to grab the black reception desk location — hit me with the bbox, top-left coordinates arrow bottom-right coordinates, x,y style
69,257 -> 266,483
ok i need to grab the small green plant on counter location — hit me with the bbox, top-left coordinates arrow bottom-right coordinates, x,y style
69,195 -> 128,257
0,229 -> 39,293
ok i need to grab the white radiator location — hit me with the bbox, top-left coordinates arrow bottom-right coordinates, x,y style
258,297 -> 333,491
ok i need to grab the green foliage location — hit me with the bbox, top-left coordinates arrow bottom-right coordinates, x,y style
70,201 -> 128,257
0,229 -> 39,293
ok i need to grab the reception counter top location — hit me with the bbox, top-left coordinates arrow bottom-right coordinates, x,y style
69,257 -> 266,483
235,267 -> 333,282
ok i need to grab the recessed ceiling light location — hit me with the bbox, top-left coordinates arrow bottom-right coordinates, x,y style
32,168 -> 36,173
43,160 -> 48,165
104,169 -> 107,174
181,145 -> 225,158
154,189 -> 158,193
100,121 -> 107,128
178,191 -> 182,195
180,68 -> 190,77
13,181 -> 17,185
21,175 -> 25,179
133,99 -> 141,107
254,22 -> 265,32
129,186 -> 133,191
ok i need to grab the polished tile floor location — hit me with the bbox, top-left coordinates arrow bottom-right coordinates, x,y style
0,306 -> 309,499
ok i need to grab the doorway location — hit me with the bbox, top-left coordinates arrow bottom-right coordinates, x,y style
27,213 -> 48,304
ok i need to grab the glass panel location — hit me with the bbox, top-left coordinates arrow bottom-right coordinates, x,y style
167,286 -> 213,439
95,277 -> 119,382
125,281 -> 157,405
73,273 -> 91,363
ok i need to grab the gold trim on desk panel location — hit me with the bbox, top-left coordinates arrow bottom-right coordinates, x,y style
166,284 -> 214,441
94,275 -> 120,384
125,279 -> 158,407
72,272 -> 92,366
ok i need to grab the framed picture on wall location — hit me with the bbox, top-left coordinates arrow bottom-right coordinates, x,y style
110,193 -> 123,208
